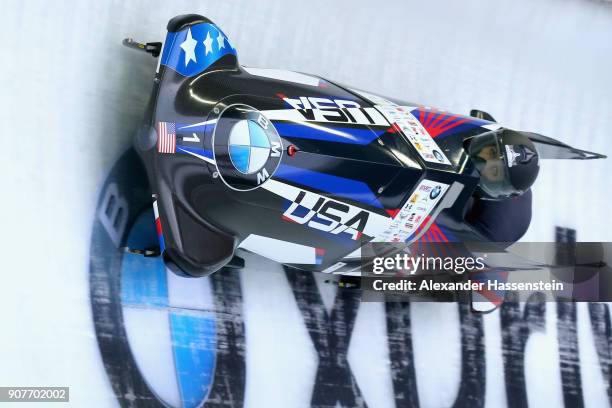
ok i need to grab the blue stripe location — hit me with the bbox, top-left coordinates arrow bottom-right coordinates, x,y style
177,123 -> 209,132
438,224 -> 458,242
158,233 -> 166,252
177,146 -> 214,160
170,313 -> 217,408
275,164 -> 382,208
274,122 -> 384,145
434,122 -> 483,139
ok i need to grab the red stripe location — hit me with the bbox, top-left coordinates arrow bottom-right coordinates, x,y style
438,118 -> 468,134
429,223 -> 448,242
434,224 -> 449,242
475,286 -> 504,306
422,109 -> 430,127
385,208 -> 400,218
426,110 -> 437,128
162,122 -> 168,153
282,215 -> 297,223
157,123 -> 162,152
427,230 -> 436,258
428,225 -> 441,242
426,114 -> 456,137
155,218 -> 163,236
428,111 -> 447,129
165,124 -> 169,152
162,123 -> 166,152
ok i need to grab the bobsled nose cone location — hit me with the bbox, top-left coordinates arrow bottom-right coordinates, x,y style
167,14 -> 214,32
160,14 -> 238,77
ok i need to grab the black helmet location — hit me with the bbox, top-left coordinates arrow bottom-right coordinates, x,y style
467,128 -> 540,200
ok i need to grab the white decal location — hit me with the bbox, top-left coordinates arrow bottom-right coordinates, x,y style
178,119 -> 217,130
343,247 -> 362,259
262,180 -> 391,239
482,123 -> 502,131
180,28 -> 198,66
242,66 -> 322,87
256,168 -> 270,184
181,133 -> 201,143
257,113 -> 269,129
270,142 -> 281,157
322,262 -> 347,274
267,96 -> 389,126
373,179 -> 449,243
176,147 -> 215,164
505,145 -> 520,167
376,105 -> 452,165
283,190 -> 372,240
239,234 -> 318,264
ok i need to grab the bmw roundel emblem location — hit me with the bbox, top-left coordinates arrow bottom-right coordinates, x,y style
433,150 -> 444,162
228,119 -> 272,175
430,185 -> 442,199
213,104 -> 282,191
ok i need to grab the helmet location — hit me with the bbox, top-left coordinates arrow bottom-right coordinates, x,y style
467,129 -> 540,200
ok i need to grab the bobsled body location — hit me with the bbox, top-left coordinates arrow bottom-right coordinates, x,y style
135,15 -> 602,277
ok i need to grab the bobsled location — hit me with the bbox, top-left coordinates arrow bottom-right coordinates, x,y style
126,14 -> 605,278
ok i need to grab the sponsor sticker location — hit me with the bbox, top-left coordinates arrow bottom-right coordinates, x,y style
373,179 -> 449,242
376,105 -> 452,165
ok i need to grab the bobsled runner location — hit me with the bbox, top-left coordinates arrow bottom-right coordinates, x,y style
124,14 -> 605,282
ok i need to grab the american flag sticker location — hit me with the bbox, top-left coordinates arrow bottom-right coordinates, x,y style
157,121 -> 176,154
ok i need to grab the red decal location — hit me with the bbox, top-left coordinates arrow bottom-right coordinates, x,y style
385,208 -> 400,218
415,107 -> 471,138
282,215 -> 298,223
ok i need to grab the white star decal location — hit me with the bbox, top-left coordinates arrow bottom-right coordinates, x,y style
217,32 -> 226,50
203,31 -> 213,55
179,28 -> 198,66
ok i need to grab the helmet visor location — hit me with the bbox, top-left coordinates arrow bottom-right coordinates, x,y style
468,130 -> 520,199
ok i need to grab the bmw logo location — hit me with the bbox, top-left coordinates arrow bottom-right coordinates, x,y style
228,119 -> 272,174
430,185 -> 442,199
212,104 -> 282,191
89,149 -> 246,407
433,150 -> 444,162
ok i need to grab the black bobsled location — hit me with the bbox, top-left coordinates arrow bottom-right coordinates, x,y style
126,14 -> 605,278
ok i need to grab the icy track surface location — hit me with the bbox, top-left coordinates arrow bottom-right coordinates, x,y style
1,0 -> 612,407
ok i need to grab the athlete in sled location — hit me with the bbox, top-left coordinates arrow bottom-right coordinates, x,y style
124,14 -> 605,283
